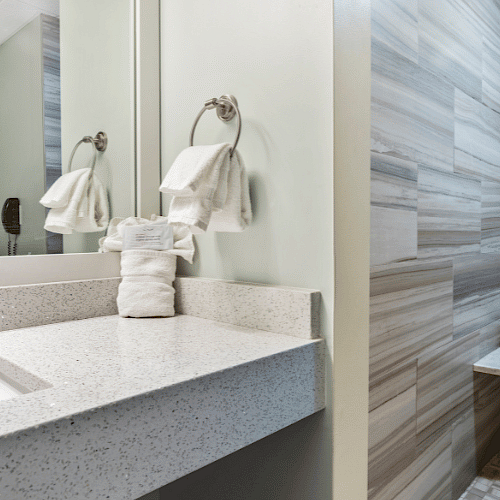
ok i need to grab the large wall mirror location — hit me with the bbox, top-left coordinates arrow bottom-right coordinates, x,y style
0,0 -> 160,284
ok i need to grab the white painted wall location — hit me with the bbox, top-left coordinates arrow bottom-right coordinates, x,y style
160,1 -> 334,498
60,0 -> 136,253
0,16 -> 47,257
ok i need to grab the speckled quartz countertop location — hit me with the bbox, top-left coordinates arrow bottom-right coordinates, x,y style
0,314 -> 325,499
474,347 -> 500,376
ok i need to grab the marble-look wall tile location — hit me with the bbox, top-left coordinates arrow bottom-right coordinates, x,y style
418,0 -> 482,101
478,320 -> 500,360
453,254 -> 500,339
368,386 -> 417,499
370,259 -> 453,411
455,89 -> 500,177
371,0 -> 418,63
481,181 -> 500,253
451,408 -> 477,500
417,165 -> 481,258
454,149 -> 500,184
416,331 -> 479,448
371,152 -> 418,265
369,430 -> 452,500
372,40 -> 455,172
483,35 -> 500,115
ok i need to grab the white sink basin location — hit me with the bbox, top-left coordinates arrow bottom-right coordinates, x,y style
0,372 -> 28,401
0,357 -> 51,401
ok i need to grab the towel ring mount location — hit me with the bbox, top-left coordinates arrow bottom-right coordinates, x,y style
189,95 -> 241,158
68,131 -> 108,173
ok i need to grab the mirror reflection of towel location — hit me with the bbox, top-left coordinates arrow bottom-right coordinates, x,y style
39,168 -> 109,234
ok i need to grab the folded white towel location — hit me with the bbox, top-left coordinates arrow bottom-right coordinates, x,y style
40,168 -> 109,234
117,249 -> 177,318
99,215 -> 195,263
159,143 -> 252,232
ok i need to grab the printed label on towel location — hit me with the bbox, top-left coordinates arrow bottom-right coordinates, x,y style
122,223 -> 174,251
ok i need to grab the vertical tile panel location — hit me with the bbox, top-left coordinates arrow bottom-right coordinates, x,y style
372,40 -> 455,171
368,386 -> 417,499
455,89 -> 500,177
417,166 -> 481,259
452,408 -> 477,500
370,259 -> 453,410
41,14 -> 62,255
417,331 -> 479,448
483,35 -> 500,114
418,0 -> 482,101
371,152 -> 418,265
481,181 -> 500,254
371,0 -> 418,63
453,254 -> 500,339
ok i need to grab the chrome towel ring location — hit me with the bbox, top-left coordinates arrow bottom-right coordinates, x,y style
189,95 -> 241,158
68,131 -> 108,174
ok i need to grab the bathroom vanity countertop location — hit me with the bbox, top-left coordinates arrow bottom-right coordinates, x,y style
0,314 -> 324,499
0,314 -> 324,438
474,347 -> 500,376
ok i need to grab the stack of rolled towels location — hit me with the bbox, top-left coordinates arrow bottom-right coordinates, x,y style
99,215 -> 195,318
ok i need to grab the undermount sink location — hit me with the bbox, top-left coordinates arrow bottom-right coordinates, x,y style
0,357 -> 51,401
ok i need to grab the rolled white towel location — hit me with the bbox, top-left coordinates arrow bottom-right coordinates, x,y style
117,249 -> 177,318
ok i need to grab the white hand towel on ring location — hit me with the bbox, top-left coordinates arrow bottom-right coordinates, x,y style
159,143 -> 252,232
40,168 -> 109,234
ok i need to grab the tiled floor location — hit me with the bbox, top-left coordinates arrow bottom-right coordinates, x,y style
460,452 -> 500,499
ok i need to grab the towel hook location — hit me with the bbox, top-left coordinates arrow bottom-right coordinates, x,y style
68,131 -> 108,174
189,95 -> 241,158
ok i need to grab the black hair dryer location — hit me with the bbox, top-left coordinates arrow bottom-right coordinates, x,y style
2,198 -> 21,255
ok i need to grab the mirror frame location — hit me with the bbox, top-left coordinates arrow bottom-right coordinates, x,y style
0,0 -> 160,286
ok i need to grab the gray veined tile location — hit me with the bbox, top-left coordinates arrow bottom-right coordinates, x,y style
416,331 -> 479,451
483,34 -> 500,115
371,40 -> 455,172
417,165 -> 481,259
454,149 -> 500,184
478,320 -> 500,360
453,254 -> 500,339
370,430 -> 452,500
455,89 -> 500,177
370,259 -> 453,411
371,0 -> 418,63
368,386 -> 416,499
482,181 -> 500,254
371,152 -> 418,266
452,408 -> 477,500
418,0 -> 483,101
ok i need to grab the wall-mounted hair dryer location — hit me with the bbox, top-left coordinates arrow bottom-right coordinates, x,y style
2,198 -> 21,255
